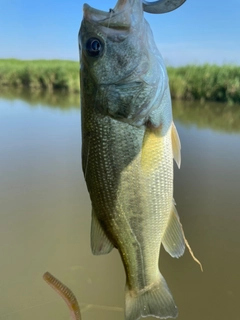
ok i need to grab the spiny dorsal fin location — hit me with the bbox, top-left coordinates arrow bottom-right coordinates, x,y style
171,122 -> 181,168
91,209 -> 114,255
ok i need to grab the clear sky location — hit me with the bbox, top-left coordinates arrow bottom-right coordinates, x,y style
0,0 -> 239,66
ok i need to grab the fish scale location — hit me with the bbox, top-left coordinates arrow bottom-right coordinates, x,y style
79,0 -> 190,319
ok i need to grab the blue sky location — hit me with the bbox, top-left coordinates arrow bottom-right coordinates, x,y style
0,0 -> 239,66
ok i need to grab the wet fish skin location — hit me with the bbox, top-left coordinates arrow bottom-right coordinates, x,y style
79,1 -> 185,319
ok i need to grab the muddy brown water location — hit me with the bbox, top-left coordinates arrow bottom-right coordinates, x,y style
0,92 -> 239,320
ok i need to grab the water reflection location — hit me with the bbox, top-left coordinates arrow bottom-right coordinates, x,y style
1,89 -> 240,132
173,100 -> 240,133
0,92 -> 239,320
0,88 -> 80,109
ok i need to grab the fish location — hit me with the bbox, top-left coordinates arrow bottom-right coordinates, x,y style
78,0 -> 201,319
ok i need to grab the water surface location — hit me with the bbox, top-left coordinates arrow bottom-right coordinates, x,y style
0,92 -> 240,320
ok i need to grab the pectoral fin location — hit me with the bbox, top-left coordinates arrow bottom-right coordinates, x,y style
171,122 -> 181,168
91,209 -> 114,255
162,204 -> 185,258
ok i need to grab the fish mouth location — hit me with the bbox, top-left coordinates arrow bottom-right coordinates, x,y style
83,4 -> 112,23
83,0 -> 143,29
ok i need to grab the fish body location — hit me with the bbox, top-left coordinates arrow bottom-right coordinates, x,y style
79,1 -> 186,319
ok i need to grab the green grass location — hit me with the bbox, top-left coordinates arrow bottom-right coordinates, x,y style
168,64 -> 240,104
0,59 -> 239,103
0,59 -> 80,93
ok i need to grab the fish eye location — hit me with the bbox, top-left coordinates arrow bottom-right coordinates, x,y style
86,38 -> 103,57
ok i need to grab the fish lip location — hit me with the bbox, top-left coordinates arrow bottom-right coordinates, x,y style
83,0 -> 143,28
83,0 -> 129,18
83,2 -> 130,29
83,4 -> 110,22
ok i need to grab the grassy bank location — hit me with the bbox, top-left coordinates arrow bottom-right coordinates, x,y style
168,65 -> 240,104
0,59 -> 79,93
0,59 -> 239,103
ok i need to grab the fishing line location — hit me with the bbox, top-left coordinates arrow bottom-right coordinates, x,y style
106,5 -> 114,38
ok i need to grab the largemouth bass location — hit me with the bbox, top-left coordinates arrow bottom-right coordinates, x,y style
79,0 -> 199,319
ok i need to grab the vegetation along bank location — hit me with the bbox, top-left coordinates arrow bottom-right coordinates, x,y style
0,59 -> 239,103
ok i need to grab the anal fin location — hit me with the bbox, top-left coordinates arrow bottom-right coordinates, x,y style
163,203 -> 203,271
162,204 -> 185,258
91,209 -> 114,255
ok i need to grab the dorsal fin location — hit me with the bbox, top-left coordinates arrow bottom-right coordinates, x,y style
171,122 -> 181,168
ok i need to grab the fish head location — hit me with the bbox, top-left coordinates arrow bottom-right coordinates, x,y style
79,0 -> 147,85
79,0 -> 169,128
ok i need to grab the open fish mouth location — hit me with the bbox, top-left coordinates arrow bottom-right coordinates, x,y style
83,0 -> 187,21
82,4 -> 114,23
83,0 -> 143,29
82,0 -> 187,33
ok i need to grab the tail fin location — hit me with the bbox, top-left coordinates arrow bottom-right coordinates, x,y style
125,274 -> 178,320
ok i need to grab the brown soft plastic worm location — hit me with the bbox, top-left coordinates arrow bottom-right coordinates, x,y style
43,271 -> 82,320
